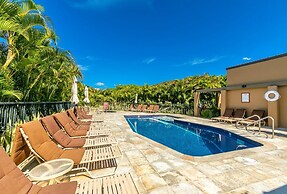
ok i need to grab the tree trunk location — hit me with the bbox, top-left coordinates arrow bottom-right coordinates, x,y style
2,35 -> 16,70
2,52 -> 16,69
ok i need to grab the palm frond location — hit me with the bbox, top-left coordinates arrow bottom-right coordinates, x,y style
21,13 -> 46,31
1,90 -> 23,100
0,15 -> 21,32
18,0 -> 39,16
0,0 -> 19,17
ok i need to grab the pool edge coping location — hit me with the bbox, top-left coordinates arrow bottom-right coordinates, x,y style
122,113 -> 278,163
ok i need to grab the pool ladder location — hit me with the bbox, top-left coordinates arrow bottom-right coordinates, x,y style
235,115 -> 275,138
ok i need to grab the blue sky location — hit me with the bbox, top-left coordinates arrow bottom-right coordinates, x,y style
37,0 -> 287,89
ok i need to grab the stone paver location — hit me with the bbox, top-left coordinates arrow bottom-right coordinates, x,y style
140,173 -> 167,191
134,164 -> 156,176
171,182 -> 204,194
82,111 -> 287,194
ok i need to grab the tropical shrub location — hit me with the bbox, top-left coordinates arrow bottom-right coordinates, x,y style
88,74 -> 226,113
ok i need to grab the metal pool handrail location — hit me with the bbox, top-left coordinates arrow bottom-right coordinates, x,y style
235,115 -> 261,128
242,116 -> 275,138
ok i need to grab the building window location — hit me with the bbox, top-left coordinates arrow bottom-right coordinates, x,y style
241,92 -> 250,103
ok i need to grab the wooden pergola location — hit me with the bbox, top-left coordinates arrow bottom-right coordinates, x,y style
193,88 -> 224,117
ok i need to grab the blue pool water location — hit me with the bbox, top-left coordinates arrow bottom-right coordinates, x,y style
125,115 -> 263,156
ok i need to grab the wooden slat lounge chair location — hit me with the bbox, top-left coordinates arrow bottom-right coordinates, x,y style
59,112 -> 90,131
152,105 -> 160,113
54,113 -> 110,137
221,109 -> 246,124
145,105 -> 154,112
41,116 -> 117,149
75,107 -> 93,119
103,102 -> 110,112
0,147 -> 138,194
17,120 -> 121,176
134,104 -> 142,112
67,109 -> 91,126
140,105 -> 148,112
211,108 -> 234,122
68,110 -> 103,131
236,110 -> 266,126
75,107 -> 104,123
54,113 -> 89,136
67,109 -> 104,130
128,104 -> 136,111
76,173 -> 139,194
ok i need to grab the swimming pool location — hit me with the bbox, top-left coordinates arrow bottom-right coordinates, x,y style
125,115 -> 263,156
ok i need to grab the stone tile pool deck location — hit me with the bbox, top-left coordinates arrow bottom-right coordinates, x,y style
83,111 -> 287,193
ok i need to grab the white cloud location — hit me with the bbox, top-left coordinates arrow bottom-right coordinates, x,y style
142,57 -> 156,65
86,56 -> 95,61
183,56 -> 222,66
96,82 -> 105,86
243,57 -> 251,61
85,56 -> 99,61
66,0 -> 154,9
78,64 -> 88,71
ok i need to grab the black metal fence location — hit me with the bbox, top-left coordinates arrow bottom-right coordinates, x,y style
109,103 -> 194,116
0,101 -> 72,136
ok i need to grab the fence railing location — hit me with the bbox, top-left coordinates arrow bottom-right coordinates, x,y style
0,101 -> 72,136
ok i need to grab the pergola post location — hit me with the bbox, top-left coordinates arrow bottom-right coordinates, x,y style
194,92 -> 201,116
216,92 -> 221,108
220,90 -> 227,116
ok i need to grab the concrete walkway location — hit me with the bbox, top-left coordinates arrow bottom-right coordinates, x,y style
82,111 -> 287,194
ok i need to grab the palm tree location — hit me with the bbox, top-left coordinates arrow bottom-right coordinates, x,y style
8,24 -> 80,102
0,0 -> 52,69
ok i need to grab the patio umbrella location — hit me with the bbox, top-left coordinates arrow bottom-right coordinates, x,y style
70,76 -> 79,104
134,94 -> 138,104
83,86 -> 90,103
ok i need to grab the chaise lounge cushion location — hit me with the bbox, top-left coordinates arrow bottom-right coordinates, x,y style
67,109 -> 91,125
75,107 -> 92,119
41,116 -> 85,148
20,120 -> 84,165
0,147 -> 77,194
0,147 -> 39,194
54,113 -> 88,136
221,109 -> 246,123
233,109 -> 246,118
249,110 -> 265,120
211,108 -> 233,121
11,126 -> 31,165
60,149 -> 83,164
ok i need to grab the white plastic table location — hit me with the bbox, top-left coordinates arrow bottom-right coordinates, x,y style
29,159 -> 74,184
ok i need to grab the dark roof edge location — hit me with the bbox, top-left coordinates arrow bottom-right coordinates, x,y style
196,88 -> 224,93
227,53 -> 287,70
196,80 -> 287,93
